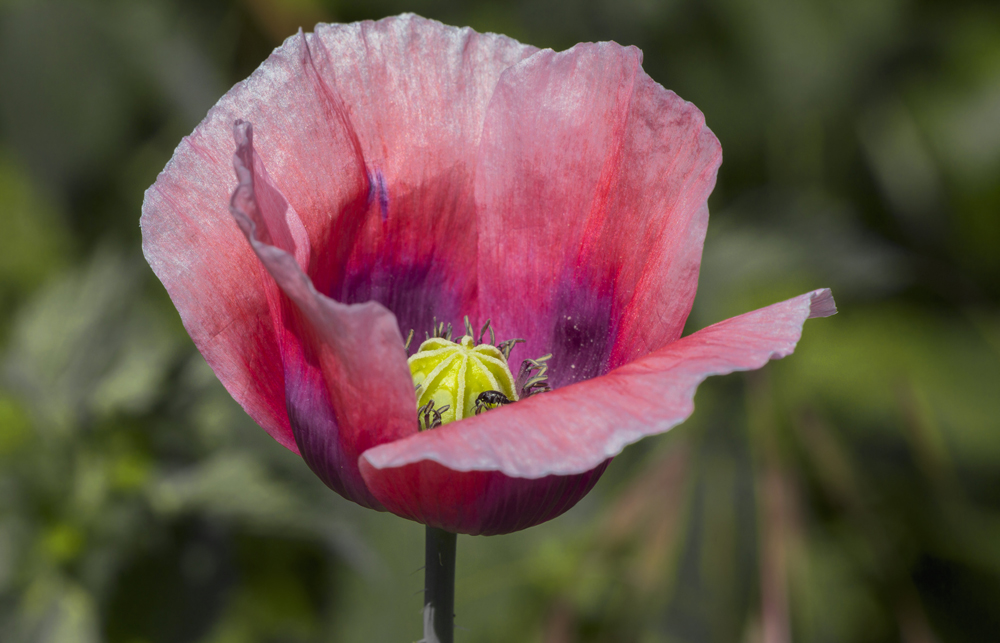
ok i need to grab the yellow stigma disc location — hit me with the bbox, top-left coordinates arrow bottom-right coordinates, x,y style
408,335 -> 518,428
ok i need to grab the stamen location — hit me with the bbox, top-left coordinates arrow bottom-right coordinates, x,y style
515,354 -> 552,399
404,328 -> 415,353
496,338 -> 525,361
427,320 -> 453,342
418,399 -> 450,430
461,316 -> 496,346
478,319 -> 495,346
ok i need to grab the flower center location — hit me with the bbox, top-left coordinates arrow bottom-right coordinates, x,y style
406,319 -> 551,430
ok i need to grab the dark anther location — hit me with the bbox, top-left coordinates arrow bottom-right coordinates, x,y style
516,354 -> 552,399
474,390 -> 512,415
462,316 -> 496,346
427,319 -> 453,342
418,399 -> 450,430
496,338 -> 525,361
478,319 -> 495,346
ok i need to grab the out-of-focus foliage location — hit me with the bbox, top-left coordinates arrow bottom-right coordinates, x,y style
0,0 -> 997,641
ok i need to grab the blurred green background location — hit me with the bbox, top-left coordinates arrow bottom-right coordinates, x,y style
1,0 -> 999,641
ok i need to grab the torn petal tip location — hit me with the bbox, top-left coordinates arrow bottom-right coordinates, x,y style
808,288 -> 837,319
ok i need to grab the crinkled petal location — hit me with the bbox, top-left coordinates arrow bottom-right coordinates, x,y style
230,122 -> 417,508
308,15 -> 538,333
475,42 -> 721,388
360,289 -> 834,532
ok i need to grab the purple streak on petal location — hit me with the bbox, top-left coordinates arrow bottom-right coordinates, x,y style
376,170 -> 389,222
365,168 -> 390,222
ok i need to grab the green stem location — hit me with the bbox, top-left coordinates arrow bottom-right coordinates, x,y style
424,526 -> 457,643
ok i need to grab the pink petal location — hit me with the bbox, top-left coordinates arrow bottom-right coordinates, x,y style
140,21 -> 373,452
475,42 -> 722,388
357,460 -> 608,536
141,41 -> 356,452
141,14 -> 536,466
230,122 -> 417,508
308,15 -> 538,333
141,15 -> 537,452
360,289 -> 834,532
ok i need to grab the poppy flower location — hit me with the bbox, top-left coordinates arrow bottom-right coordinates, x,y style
141,14 -> 834,537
